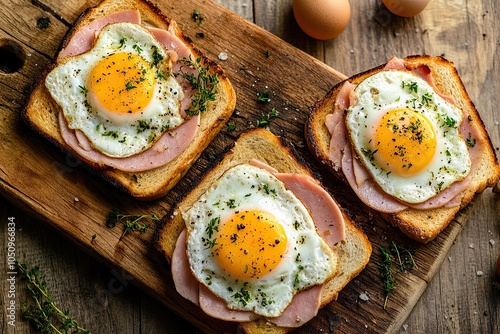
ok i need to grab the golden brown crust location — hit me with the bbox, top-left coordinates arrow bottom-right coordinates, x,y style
155,128 -> 372,333
306,55 -> 500,243
21,0 -> 236,200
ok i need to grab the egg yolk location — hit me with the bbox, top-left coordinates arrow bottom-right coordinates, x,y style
88,52 -> 155,114
214,210 -> 287,280
373,108 -> 436,176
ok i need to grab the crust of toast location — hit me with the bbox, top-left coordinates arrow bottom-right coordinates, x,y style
155,128 -> 372,333
21,0 -> 236,200
305,55 -> 500,243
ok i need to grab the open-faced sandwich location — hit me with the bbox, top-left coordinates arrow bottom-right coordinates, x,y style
306,55 -> 500,243
156,128 -> 372,333
22,0 -> 236,200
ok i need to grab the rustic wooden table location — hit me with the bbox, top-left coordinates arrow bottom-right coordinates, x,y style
1,0 -> 499,333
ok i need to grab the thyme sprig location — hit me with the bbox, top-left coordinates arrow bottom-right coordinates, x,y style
379,246 -> 396,310
378,241 -> 417,309
256,108 -> 279,127
15,260 -> 91,334
106,209 -> 159,240
177,56 -> 219,116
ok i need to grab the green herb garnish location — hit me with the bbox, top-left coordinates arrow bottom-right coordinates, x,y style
192,10 -> 205,24
125,81 -> 137,91
361,148 -> 378,161
379,246 -> 396,310
132,44 -> 143,54
102,130 -> 119,138
15,260 -> 92,334
402,81 -> 418,94
118,37 -> 127,48
232,289 -> 251,307
421,93 -> 433,106
256,108 -> 279,127
466,136 -> 476,147
206,216 -> 220,239
379,241 -> 417,309
257,91 -> 271,102
78,85 -> 88,95
151,45 -> 164,67
444,116 -> 457,128
177,56 -> 219,116
106,209 -> 159,241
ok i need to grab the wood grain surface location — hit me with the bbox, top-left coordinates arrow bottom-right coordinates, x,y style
1,0 -> 499,333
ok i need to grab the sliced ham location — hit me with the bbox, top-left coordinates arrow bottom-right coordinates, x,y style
248,159 -> 346,245
171,229 -> 199,306
148,25 -> 196,116
54,11 -> 200,172
328,57 -> 487,213
325,81 -> 355,169
248,158 -> 278,173
273,173 -> 346,245
342,146 -> 408,213
59,111 -> 200,172
198,285 -> 257,322
266,285 -> 323,328
58,10 -> 141,60
170,162 -> 344,327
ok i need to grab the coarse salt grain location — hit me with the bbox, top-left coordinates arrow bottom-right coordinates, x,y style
218,52 -> 228,60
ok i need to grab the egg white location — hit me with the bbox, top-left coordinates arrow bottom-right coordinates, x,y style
345,70 -> 471,204
45,22 -> 185,158
183,164 -> 337,317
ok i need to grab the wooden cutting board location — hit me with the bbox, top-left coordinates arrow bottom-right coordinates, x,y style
0,0 -> 476,333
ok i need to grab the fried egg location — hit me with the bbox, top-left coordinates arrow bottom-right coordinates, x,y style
345,70 -> 471,204
183,164 -> 338,317
45,22 -> 185,158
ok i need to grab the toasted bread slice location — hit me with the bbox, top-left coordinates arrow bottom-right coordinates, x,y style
22,0 -> 236,200
155,128 -> 372,333
305,55 -> 500,243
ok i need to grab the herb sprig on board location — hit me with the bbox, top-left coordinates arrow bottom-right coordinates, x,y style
15,260 -> 92,334
106,209 -> 159,240
256,108 -> 279,127
378,241 -> 417,309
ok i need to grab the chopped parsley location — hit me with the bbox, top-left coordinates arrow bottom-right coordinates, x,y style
118,37 -> 127,48
102,130 -> 119,138
125,81 -> 137,91
151,45 -> 164,67
444,116 -> 457,128
132,44 -> 143,54
137,120 -> 150,133
206,216 -> 220,239
361,148 -> 378,161
232,288 -> 251,307
401,81 -> 418,94
466,136 -> 476,147
421,93 -> 433,106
